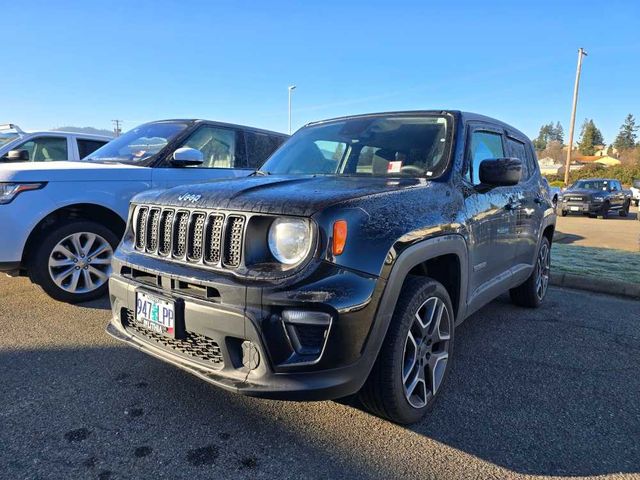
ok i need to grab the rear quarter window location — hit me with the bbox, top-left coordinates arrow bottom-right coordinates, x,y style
245,132 -> 287,169
77,139 -> 109,159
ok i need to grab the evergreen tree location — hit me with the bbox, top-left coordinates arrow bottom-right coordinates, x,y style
612,114 -> 638,150
552,122 -> 564,144
533,122 -> 564,151
577,119 -> 604,155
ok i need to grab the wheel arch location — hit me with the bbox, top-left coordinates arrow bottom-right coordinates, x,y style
22,203 -> 126,267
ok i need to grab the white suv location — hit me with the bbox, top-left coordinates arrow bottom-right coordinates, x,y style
631,179 -> 640,207
0,119 -> 287,303
0,124 -> 111,162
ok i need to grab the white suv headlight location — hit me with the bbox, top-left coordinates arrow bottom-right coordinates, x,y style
268,218 -> 312,265
0,182 -> 45,205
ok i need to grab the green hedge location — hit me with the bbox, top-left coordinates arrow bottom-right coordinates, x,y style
545,163 -> 640,186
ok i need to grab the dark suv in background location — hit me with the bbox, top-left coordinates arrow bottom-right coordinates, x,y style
107,111 -> 556,424
560,178 -> 631,218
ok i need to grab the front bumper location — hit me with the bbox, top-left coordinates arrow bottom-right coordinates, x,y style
107,251 -> 385,401
561,200 -> 602,213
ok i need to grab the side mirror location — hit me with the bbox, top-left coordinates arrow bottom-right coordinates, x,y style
478,158 -> 522,187
5,149 -> 29,161
171,147 -> 203,167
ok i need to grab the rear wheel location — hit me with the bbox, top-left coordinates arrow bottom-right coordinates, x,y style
510,237 -> 551,308
28,220 -> 118,303
359,277 -> 454,424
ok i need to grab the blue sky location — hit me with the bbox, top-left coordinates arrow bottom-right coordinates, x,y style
4,0 -> 639,143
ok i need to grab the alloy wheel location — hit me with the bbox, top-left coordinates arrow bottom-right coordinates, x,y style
535,242 -> 550,300
48,232 -> 114,294
402,296 -> 452,409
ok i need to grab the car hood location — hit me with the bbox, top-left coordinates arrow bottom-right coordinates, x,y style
133,175 -> 429,216
0,161 -> 151,182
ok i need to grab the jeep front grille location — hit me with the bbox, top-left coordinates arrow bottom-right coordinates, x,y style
134,206 -> 246,270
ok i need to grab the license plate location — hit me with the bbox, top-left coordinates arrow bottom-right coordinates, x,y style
135,291 -> 176,337
570,206 -> 580,211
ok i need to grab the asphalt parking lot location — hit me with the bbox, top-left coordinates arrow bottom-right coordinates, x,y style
1,275 -> 639,480
555,205 -> 639,252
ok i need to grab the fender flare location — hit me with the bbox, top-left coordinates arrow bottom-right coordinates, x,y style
352,234 -> 469,390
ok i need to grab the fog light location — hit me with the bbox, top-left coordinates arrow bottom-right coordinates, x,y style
282,310 -> 332,357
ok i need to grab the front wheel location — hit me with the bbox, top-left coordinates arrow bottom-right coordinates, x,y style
358,277 -> 454,424
561,210 -> 568,217
597,201 -> 610,219
28,220 -> 118,303
510,237 -> 551,308
620,201 -> 630,217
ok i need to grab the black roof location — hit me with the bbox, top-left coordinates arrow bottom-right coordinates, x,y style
304,110 -> 530,141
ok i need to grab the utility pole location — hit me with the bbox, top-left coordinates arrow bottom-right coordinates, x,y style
112,119 -> 123,137
288,85 -> 296,135
564,48 -> 587,186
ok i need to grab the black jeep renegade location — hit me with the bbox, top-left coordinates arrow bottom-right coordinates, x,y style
107,111 -> 556,424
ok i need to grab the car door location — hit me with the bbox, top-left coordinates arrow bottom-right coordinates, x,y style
151,125 -> 252,189
505,135 -> 544,268
463,125 -> 519,302
613,181 -> 625,208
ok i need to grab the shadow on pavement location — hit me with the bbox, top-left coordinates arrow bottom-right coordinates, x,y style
553,231 -> 585,244
1,290 -> 639,478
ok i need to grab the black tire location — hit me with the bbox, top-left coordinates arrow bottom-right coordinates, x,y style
561,210 -> 568,217
510,237 -> 551,308
597,201 -> 610,219
358,276 -> 454,424
28,220 -> 119,303
620,201 -> 630,217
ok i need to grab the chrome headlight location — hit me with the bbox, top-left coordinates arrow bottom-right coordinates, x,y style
0,182 -> 45,205
268,218 -> 312,265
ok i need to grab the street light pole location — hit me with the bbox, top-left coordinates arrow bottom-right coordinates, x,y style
564,48 -> 587,186
288,85 -> 296,135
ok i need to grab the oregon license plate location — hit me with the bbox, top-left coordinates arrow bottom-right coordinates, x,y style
570,206 -> 580,211
135,291 -> 176,337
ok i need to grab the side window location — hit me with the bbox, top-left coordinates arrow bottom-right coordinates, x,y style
15,136 -> 68,162
245,132 -> 284,169
77,139 -> 108,159
467,131 -> 504,185
178,126 -> 236,168
506,137 -> 529,180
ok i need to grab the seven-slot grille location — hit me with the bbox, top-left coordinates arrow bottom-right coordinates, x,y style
134,206 -> 246,269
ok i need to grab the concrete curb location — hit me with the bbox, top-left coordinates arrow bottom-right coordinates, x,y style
550,272 -> 640,299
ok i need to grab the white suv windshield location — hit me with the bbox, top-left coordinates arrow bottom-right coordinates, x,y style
259,115 -> 451,178
85,122 -> 187,164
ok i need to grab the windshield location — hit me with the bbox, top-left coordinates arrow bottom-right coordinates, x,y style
633,179 -> 640,189
259,115 -> 451,177
573,180 -> 610,191
84,122 -> 187,163
0,132 -> 18,147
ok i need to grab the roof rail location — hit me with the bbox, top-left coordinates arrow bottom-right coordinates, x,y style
0,123 -> 25,134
